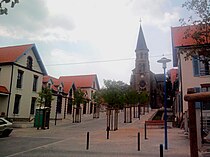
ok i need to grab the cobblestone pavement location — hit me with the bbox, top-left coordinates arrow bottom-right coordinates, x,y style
1,110 -> 191,157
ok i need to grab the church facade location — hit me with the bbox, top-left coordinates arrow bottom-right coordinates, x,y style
130,24 -> 150,93
130,24 -> 163,109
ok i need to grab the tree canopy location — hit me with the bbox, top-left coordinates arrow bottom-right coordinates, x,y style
73,89 -> 86,107
0,0 -> 19,15
100,80 -> 129,109
179,0 -> 210,60
100,80 -> 148,109
37,87 -> 53,108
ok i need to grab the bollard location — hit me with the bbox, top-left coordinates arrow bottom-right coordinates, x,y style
86,132 -> 89,150
138,132 -> 140,151
106,126 -> 110,139
160,144 -> 163,157
144,123 -> 148,140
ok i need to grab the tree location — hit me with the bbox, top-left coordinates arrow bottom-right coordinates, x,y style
0,0 -> 19,15
179,0 -> 210,60
92,90 -> 103,106
101,80 -> 129,130
101,80 -> 128,109
92,91 -> 102,118
124,87 -> 139,107
37,87 -> 53,109
72,89 -> 85,123
123,87 -> 139,122
36,87 -> 53,129
138,91 -> 149,114
73,89 -> 85,108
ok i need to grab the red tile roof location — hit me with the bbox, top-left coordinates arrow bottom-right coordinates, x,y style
43,75 -> 77,94
43,76 -> 60,86
59,74 -> 98,88
0,86 -> 10,94
0,44 -> 33,63
63,81 -> 76,93
43,75 -> 61,92
171,25 -> 210,47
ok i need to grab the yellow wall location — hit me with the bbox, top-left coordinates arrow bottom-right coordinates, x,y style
180,54 -> 210,112
6,47 -> 44,119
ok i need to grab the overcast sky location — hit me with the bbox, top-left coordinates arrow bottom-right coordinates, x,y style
0,0 -> 187,87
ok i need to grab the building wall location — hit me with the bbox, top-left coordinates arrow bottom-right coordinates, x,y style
180,54 -> 210,112
17,49 -> 42,72
0,65 -> 12,89
7,49 -> 44,119
0,65 -> 12,115
0,96 -> 8,115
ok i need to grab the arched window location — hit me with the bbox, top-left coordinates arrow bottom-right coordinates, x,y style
27,56 -> 33,69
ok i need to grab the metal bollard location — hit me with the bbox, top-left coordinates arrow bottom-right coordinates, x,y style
160,144 -> 163,157
144,123 -> 148,140
106,126 -> 110,139
138,132 -> 140,151
86,132 -> 89,150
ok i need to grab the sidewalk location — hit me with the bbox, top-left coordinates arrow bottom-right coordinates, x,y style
81,110 -> 191,157
12,110 -> 191,157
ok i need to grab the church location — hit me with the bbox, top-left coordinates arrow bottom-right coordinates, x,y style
130,23 -> 164,109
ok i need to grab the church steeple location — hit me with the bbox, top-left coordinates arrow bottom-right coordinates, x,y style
130,22 -> 150,93
135,24 -> 148,52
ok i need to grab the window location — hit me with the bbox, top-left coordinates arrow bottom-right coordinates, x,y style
17,70 -> 24,88
27,56 -> 33,69
142,63 -> 145,72
30,97 -> 36,114
56,95 -> 62,114
93,81 -> 95,89
67,98 -> 72,114
33,75 -> 38,91
192,56 -> 210,76
13,94 -> 21,114
47,82 -> 51,89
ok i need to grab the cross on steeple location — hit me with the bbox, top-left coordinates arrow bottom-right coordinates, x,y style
139,18 -> 142,24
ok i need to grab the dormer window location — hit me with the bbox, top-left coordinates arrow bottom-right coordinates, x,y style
59,86 -> 62,92
47,82 -> 51,89
27,56 -> 33,69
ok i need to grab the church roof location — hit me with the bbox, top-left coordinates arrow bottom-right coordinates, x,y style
155,74 -> 164,82
135,25 -> 148,52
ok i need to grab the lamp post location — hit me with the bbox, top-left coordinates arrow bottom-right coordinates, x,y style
157,57 -> 171,150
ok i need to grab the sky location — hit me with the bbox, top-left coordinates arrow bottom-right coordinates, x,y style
0,0 -> 187,87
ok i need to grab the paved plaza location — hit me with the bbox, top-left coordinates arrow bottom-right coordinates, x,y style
0,110 -> 191,157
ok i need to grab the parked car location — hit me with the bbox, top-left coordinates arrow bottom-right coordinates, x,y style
0,118 -> 13,137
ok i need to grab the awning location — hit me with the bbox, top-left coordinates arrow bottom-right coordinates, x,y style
0,86 -> 10,95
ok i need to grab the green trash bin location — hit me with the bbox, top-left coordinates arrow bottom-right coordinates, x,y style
34,109 -> 44,129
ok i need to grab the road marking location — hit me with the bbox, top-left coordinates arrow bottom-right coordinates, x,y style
5,138 -> 68,157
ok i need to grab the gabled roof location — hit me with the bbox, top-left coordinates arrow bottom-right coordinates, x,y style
43,75 -> 60,86
59,74 -> 100,89
171,25 -> 210,47
0,44 -> 47,75
135,24 -> 149,52
63,81 -> 76,94
171,24 -> 210,67
0,44 -> 33,63
0,85 -> 10,94
43,75 -> 75,94
43,75 -> 62,93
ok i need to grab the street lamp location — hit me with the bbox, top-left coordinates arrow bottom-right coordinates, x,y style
157,57 -> 171,150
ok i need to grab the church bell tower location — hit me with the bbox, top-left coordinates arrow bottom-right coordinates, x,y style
130,23 -> 150,92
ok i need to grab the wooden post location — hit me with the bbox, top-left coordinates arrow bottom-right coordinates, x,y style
186,88 -> 198,157
184,91 -> 210,157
